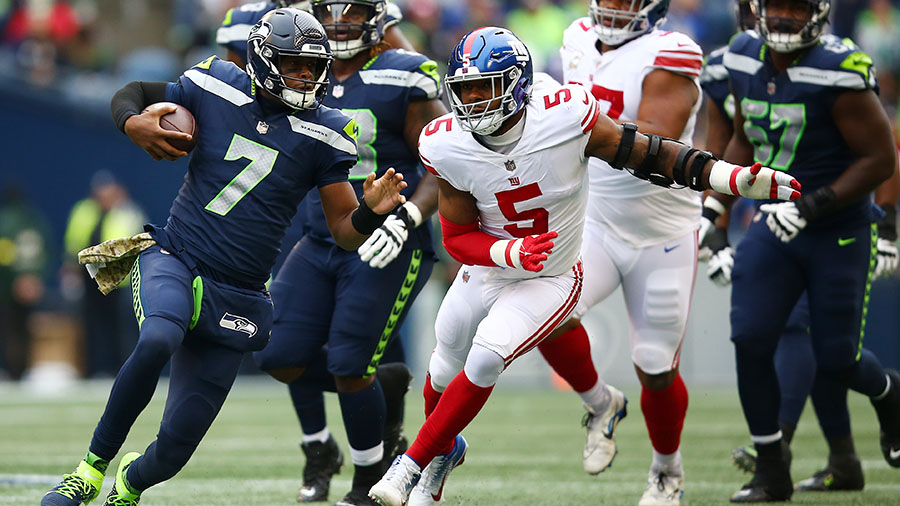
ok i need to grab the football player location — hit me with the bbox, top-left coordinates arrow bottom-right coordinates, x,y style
217,0 -> 414,70
41,9 -> 407,506
708,0 -> 900,502
699,0 -> 900,495
551,1 -> 704,503
250,1 -> 446,504
366,27 -> 800,506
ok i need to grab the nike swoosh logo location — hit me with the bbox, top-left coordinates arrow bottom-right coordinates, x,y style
664,245 -> 679,253
838,237 -> 856,246
890,447 -> 900,460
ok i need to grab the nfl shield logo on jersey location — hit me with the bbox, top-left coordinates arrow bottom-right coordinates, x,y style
505,159 -> 516,171
333,85 -> 344,98
256,121 -> 269,135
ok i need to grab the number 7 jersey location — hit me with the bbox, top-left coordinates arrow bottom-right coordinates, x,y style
419,81 -> 600,279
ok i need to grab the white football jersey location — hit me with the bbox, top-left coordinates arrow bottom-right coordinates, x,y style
561,21 -> 703,248
419,83 -> 600,280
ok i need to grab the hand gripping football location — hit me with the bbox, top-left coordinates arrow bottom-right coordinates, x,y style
142,102 -> 197,153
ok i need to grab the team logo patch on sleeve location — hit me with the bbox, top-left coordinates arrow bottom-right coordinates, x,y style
219,312 -> 258,337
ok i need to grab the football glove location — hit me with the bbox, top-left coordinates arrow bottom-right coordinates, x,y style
707,246 -> 734,287
489,231 -> 558,272
708,161 -> 801,201
358,202 -> 423,269
759,202 -> 807,243
874,238 -> 899,280
698,197 -> 726,262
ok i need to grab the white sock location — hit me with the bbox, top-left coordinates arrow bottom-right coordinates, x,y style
873,374 -> 892,402
350,442 -> 384,467
581,379 -> 611,414
302,427 -> 331,444
651,449 -> 683,476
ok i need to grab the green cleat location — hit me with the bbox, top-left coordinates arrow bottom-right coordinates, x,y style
42,459 -> 106,506
103,452 -> 142,506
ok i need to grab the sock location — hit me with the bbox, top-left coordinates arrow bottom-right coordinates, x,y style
538,324 -> 598,393
377,363 -> 412,433
350,462 -> 384,492
84,451 -> 109,474
825,434 -> 857,460
640,373 -> 688,455
735,341 -> 781,437
580,378 -> 611,413
302,427 -> 330,445
846,348 -> 888,398
774,328 -> 815,426
423,373 -> 443,419
779,421 -> 796,446
810,371 -> 851,439
651,449 -> 683,476
406,371 -> 493,467
755,439 -> 784,460
338,380 -> 385,457
288,381 -> 327,436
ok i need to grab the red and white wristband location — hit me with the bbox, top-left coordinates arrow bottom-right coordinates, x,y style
489,239 -> 525,269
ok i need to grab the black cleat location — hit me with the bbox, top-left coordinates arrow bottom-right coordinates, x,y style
730,455 -> 792,503
298,434 -> 344,503
333,488 -> 378,506
872,369 -> 900,468
795,456 -> 864,492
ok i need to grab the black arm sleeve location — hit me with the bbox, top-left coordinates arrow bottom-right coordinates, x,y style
110,81 -> 169,133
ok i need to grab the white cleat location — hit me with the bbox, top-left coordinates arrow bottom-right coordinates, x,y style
369,455 -> 421,506
638,469 -> 684,506
408,435 -> 468,506
583,385 -> 628,474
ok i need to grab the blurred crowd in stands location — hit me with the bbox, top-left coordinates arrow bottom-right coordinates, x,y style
2,0 -> 900,384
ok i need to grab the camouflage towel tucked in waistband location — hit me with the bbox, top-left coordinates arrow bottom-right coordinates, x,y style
77,232 -> 157,295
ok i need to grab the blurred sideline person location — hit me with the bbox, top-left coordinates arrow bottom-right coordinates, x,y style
367,27 -> 800,506
251,0 -> 445,504
0,181 -> 52,381
217,0 -> 414,70
704,0 -> 900,501
63,171 -> 145,377
552,1 -> 704,503
698,0 -> 900,494
41,9 -> 408,506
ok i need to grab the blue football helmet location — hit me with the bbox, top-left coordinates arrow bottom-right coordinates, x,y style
753,0 -> 830,53
445,27 -> 533,136
737,0 -> 756,31
311,0 -> 387,59
246,8 -> 333,109
589,0 -> 670,46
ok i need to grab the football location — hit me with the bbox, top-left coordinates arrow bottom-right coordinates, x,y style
142,101 -> 197,153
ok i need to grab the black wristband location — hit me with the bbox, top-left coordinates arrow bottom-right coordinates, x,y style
702,205 -> 722,223
879,204 -> 898,242
634,133 -> 662,179
351,198 -> 389,235
611,123 -> 638,169
705,226 -> 729,253
688,150 -> 715,191
795,186 -> 837,222
395,205 -> 415,229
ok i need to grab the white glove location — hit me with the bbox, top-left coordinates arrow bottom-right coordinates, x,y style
708,161 -> 801,201
707,246 -> 734,287
697,217 -> 715,262
874,237 -> 899,280
759,202 -> 807,243
697,197 -> 726,262
357,202 -> 422,269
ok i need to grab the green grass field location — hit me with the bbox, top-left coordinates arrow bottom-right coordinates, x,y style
2,378 -> 899,506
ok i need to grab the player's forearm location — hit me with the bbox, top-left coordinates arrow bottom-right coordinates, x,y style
110,81 -> 168,133
439,213 -> 498,266
829,151 -> 896,211
406,172 -> 439,222
874,152 -> 900,209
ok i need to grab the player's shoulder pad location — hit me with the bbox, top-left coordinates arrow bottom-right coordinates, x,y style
289,106 -> 359,157
790,34 -> 877,90
700,45 -> 729,85
180,55 -> 255,106
533,82 -> 599,136
646,30 -> 702,78
723,30 -> 765,76
562,17 -> 595,50
218,2 -> 272,43
361,49 -> 442,99
417,112 -> 457,176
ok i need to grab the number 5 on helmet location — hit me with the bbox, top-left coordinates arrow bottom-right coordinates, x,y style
707,161 -> 801,201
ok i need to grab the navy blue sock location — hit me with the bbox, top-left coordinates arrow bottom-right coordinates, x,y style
735,340 -> 781,437
289,382 -> 327,436
89,316 -> 182,460
810,369 -> 851,439
844,348 -> 888,397
774,328 -> 815,426
338,379 -> 385,455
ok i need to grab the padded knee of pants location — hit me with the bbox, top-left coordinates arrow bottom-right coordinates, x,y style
813,340 -> 858,372
428,347 -> 466,391
463,344 -> 505,388
632,343 -> 675,376
134,316 -> 182,364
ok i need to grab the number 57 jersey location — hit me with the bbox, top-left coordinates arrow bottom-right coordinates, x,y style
419,81 -> 601,280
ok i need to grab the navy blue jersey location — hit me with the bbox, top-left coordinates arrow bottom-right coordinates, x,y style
163,55 -> 358,284
302,48 -> 440,252
217,1 -> 403,63
724,32 -> 878,228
